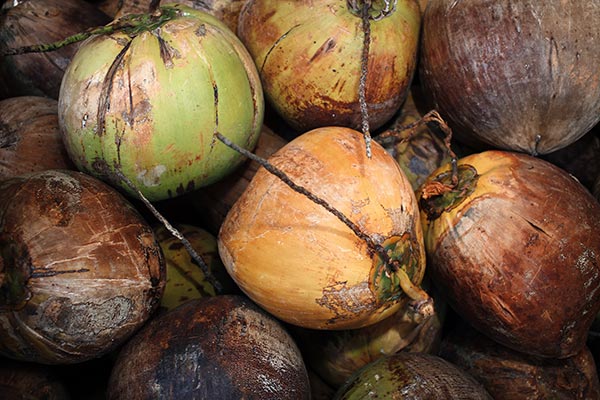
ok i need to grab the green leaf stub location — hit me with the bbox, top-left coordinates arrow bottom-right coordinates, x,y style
370,233 -> 421,304
420,164 -> 479,221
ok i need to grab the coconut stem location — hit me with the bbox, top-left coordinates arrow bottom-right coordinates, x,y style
1,28 -> 108,56
376,110 -> 459,187
347,0 -> 397,20
216,132 -> 433,305
391,264 -> 434,322
0,6 -> 178,56
394,266 -> 429,304
358,1 -> 373,159
111,168 -> 223,294
215,132 -> 388,257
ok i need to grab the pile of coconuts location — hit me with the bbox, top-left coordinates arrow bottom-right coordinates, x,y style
1,0 -> 599,398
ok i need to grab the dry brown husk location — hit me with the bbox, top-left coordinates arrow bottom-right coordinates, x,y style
107,295 -> 311,399
417,150 -> 600,358
0,0 -> 110,99
419,0 -> 600,154
0,96 -> 74,179
440,321 -> 600,400
0,169 -> 165,364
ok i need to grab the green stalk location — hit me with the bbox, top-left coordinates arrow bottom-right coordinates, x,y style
1,6 -> 180,56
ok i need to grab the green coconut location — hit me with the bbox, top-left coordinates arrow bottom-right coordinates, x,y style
58,5 -> 264,201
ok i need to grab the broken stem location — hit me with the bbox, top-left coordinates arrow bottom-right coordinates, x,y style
395,267 -> 430,304
394,266 -> 434,322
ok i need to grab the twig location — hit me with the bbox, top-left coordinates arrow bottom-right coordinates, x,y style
215,132 -> 390,260
112,168 -> 223,294
0,7 -> 178,56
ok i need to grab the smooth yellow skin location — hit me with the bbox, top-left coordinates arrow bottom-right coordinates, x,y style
219,127 -> 425,330
155,224 -> 223,311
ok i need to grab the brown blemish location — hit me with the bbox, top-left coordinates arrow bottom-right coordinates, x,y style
156,34 -> 176,68
38,296 -> 134,338
309,38 -> 337,62
30,268 -> 90,278
195,24 -> 207,36
97,40 -> 132,137
38,174 -> 84,227
0,122 -> 18,148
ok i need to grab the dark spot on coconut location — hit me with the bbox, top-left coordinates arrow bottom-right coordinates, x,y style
37,174 -> 84,227
0,122 -> 18,148
309,38 -> 336,62
157,35 -> 176,68
30,268 -> 90,278
168,242 -> 185,251
132,99 -> 152,121
195,24 -> 207,36
150,276 -> 160,287
96,41 -> 132,137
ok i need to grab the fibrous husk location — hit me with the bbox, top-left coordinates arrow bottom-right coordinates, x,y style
417,150 -> 600,358
107,295 -> 311,399
0,0 -> 110,99
0,169 -> 165,364
419,0 -> 600,154
440,321 -> 600,400
0,96 -> 74,179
